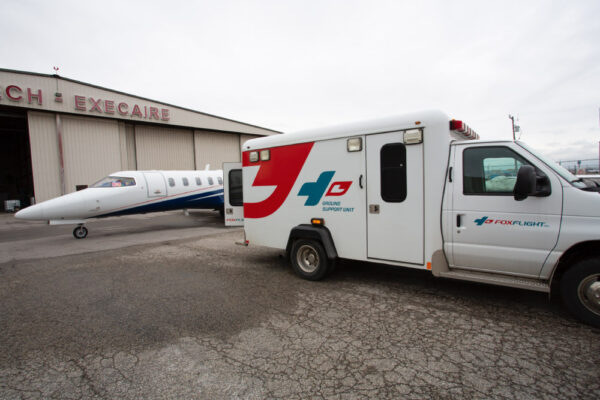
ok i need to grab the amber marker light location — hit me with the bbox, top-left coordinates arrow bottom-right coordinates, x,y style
311,218 -> 324,226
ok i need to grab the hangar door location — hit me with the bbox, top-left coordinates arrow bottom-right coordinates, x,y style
135,126 -> 195,170
61,116 -> 122,193
195,131 -> 240,170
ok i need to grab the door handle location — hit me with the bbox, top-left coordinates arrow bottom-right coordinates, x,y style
359,174 -> 363,189
369,204 -> 380,214
154,190 -> 161,194
456,213 -> 466,233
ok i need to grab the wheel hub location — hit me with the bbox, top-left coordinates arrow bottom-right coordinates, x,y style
578,274 -> 600,316
297,245 -> 319,274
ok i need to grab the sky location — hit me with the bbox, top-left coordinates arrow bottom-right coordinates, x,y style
1,0 -> 599,162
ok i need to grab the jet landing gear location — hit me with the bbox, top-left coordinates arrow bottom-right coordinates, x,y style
73,225 -> 88,239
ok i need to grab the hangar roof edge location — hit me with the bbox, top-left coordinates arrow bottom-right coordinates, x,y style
0,68 -> 281,135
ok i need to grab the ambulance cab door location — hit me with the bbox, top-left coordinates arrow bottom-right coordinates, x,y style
366,129 -> 424,265
223,162 -> 244,226
449,143 -> 562,277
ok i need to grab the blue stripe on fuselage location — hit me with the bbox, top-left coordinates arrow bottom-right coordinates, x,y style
96,189 -> 224,218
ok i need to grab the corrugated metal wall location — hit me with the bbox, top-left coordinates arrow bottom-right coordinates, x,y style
194,131 -> 240,170
118,122 -> 128,170
27,111 -> 61,202
26,115 -> 269,202
61,115 -> 122,192
125,124 -> 136,170
135,126 -> 194,170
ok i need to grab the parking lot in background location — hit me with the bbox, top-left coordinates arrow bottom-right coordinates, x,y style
0,211 -> 598,399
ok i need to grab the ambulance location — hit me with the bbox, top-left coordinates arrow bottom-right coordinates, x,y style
224,110 -> 600,327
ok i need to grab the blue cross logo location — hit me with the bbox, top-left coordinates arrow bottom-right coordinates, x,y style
298,171 -> 335,206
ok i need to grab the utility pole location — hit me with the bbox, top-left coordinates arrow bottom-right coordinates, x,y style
508,114 -> 521,141
508,114 -> 516,141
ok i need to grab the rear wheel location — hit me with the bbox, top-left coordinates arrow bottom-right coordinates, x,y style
290,239 -> 329,281
560,257 -> 600,327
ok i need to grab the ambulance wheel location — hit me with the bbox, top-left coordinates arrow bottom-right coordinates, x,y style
73,226 -> 88,239
560,257 -> 600,327
290,239 -> 329,281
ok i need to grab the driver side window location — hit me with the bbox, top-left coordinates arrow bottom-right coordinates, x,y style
463,147 -> 538,195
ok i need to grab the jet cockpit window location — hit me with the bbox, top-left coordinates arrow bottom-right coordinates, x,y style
92,176 -> 136,188
182,177 -> 189,186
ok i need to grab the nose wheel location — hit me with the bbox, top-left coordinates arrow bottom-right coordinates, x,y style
73,226 -> 88,239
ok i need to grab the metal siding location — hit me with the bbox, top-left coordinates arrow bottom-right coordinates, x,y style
61,115 -> 122,192
27,111 -> 61,202
118,122 -> 128,169
125,124 -> 136,170
195,131 -> 240,170
135,126 -> 194,170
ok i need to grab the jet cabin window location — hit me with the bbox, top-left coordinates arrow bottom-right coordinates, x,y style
217,176 -> 223,185
380,143 -> 407,202
92,176 -> 136,188
463,146 -> 541,195
182,177 -> 189,186
195,177 -> 202,186
168,178 -> 175,187
208,177 -> 214,185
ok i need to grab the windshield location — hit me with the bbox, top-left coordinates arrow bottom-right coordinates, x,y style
516,142 -> 587,189
92,176 -> 136,188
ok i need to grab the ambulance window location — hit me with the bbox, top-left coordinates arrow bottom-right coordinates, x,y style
463,146 -> 539,195
168,177 -> 175,187
217,176 -> 223,185
229,169 -> 243,206
182,177 -> 189,186
195,177 -> 202,186
208,177 -> 214,185
380,143 -> 407,202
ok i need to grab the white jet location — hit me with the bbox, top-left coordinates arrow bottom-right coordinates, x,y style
15,169 -> 224,239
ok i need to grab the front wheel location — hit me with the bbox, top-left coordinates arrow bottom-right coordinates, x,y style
290,239 -> 330,281
560,257 -> 600,327
73,226 -> 88,239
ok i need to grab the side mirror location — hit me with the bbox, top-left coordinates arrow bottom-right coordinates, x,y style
514,165 -> 536,201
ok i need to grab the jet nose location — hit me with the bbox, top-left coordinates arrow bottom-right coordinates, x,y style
15,204 -> 45,220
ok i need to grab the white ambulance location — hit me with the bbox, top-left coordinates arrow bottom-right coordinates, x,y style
224,110 -> 600,327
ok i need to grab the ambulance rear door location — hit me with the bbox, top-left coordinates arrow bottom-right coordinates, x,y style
223,162 -> 244,226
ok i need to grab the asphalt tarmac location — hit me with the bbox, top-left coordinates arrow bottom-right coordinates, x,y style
0,211 -> 598,399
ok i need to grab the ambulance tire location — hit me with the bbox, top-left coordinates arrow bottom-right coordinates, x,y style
290,239 -> 330,281
560,257 -> 600,328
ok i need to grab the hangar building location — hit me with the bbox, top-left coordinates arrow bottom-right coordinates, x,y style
0,69 -> 278,210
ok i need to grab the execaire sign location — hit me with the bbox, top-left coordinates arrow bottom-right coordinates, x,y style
1,84 -> 170,121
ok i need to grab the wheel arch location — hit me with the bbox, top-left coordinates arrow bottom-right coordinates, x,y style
550,240 -> 600,297
286,224 -> 338,260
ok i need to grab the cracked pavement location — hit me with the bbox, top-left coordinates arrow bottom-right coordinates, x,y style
0,213 -> 599,399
